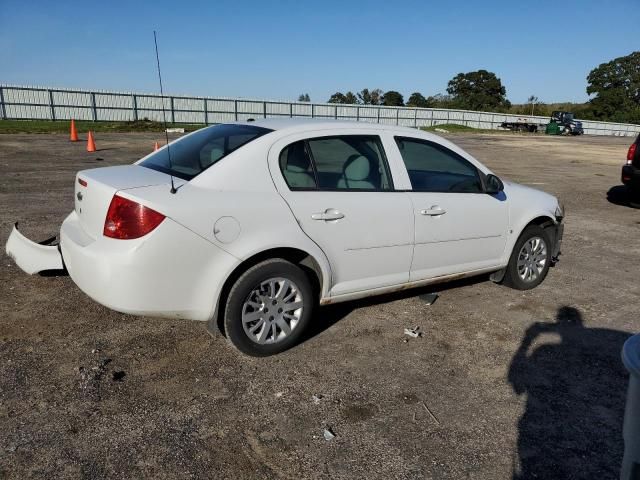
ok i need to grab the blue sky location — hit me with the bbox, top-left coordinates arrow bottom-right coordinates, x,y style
1,0 -> 638,104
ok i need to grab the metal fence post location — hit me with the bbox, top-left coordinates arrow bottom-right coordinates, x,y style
396,108 -> 399,126
0,86 -> 6,120
263,101 -> 267,119
356,106 -> 360,122
334,105 -> 338,119
311,104 -> 314,118
414,108 -> 418,128
90,92 -> 97,121
377,107 -> 380,124
234,100 -> 239,121
132,94 -> 138,121
289,103 -> 293,118
203,99 -> 208,125
170,96 -> 175,124
48,89 -> 56,121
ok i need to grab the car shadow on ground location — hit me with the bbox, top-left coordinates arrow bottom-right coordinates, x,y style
607,185 -> 640,209
508,306 -> 630,479
301,275 -> 490,343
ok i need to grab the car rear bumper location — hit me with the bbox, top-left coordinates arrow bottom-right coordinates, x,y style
59,211 -> 239,321
5,223 -> 64,274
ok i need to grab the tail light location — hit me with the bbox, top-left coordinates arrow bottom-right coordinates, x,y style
103,195 -> 165,239
627,143 -> 637,165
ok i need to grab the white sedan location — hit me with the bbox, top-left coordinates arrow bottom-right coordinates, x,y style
6,119 -> 564,356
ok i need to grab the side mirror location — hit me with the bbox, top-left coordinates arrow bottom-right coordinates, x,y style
485,174 -> 504,194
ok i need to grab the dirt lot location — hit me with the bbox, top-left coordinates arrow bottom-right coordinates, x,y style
1,131 -> 638,479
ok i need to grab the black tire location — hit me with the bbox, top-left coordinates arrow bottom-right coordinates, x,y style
503,225 -> 552,290
224,258 -> 314,356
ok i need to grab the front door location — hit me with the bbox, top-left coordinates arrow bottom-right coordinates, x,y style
270,133 -> 414,296
393,136 -> 508,280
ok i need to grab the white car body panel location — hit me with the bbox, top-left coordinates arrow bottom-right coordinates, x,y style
267,129 -> 414,295
406,191 -> 509,280
6,119 -> 562,323
5,224 -> 64,274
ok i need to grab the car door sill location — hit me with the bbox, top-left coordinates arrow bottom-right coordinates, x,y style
320,266 -> 504,305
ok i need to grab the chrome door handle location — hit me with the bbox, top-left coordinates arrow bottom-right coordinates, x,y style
420,206 -> 446,216
311,209 -> 345,221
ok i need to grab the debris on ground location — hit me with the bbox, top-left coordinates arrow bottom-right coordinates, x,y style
274,391 -> 284,398
166,127 -> 185,133
78,358 -> 112,400
312,394 -> 323,404
421,401 -> 440,425
112,371 -> 126,382
323,427 -> 336,441
419,292 -> 439,305
404,326 -> 422,338
434,128 -> 449,133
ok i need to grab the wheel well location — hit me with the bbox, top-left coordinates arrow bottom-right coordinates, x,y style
526,215 -> 555,230
520,215 -> 558,248
209,248 -> 324,337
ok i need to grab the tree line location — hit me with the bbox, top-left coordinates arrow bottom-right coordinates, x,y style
297,51 -> 640,124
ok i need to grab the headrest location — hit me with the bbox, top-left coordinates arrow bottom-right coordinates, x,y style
344,155 -> 370,181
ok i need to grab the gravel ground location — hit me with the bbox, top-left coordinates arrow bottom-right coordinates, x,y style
0,131 -> 638,479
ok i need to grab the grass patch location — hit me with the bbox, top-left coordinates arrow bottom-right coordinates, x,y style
0,119 -> 207,134
421,123 -> 498,134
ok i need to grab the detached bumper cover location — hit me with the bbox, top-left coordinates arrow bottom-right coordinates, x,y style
5,223 -> 64,274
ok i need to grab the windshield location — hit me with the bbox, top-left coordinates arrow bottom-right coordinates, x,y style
140,124 -> 272,180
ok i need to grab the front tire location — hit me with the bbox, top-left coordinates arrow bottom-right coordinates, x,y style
224,258 -> 314,356
503,225 -> 552,290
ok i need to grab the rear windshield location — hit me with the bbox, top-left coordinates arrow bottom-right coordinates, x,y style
140,124 -> 272,180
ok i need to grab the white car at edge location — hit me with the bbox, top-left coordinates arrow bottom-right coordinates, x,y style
6,119 -> 564,356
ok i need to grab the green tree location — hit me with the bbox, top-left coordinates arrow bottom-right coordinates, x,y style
328,92 -> 359,104
406,92 -> 430,108
343,91 -> 358,104
527,95 -> 539,116
328,92 -> 347,103
382,90 -> 404,106
357,88 -> 383,105
446,70 -> 511,111
586,51 -> 640,123
297,93 -> 310,102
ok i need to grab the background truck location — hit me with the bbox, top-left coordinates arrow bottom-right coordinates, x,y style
501,111 -> 584,135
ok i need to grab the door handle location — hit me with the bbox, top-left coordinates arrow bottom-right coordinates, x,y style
311,209 -> 345,221
420,206 -> 446,216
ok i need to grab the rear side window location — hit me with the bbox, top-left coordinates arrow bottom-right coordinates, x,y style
395,137 -> 483,193
141,124 -> 272,180
279,135 -> 392,191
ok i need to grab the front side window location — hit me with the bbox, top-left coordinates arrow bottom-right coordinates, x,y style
141,124 -> 272,180
279,135 -> 392,191
395,137 -> 483,193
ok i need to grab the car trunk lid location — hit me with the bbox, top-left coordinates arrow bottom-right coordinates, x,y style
74,165 -> 182,240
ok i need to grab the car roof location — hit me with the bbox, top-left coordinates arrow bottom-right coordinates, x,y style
234,117 -> 422,135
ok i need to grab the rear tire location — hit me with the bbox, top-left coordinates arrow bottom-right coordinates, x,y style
503,225 -> 552,290
224,258 -> 314,356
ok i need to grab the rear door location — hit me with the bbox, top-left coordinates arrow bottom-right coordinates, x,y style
269,131 -> 413,296
392,136 -> 509,280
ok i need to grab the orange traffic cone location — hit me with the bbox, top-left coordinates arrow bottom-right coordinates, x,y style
70,119 -> 79,142
86,131 -> 96,152
153,141 -> 160,151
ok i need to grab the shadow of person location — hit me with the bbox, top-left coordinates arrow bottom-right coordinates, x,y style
509,307 -> 631,479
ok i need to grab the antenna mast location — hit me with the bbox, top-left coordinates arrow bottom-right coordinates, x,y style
153,30 -> 177,194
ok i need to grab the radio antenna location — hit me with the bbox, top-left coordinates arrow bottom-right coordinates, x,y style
153,30 -> 177,194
